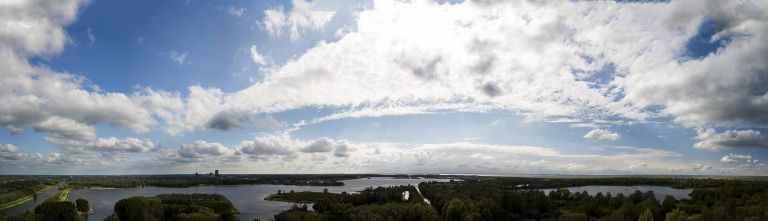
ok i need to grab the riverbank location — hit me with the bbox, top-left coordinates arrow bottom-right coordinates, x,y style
86,187 -> 117,190
0,186 -> 53,211
44,188 -> 71,203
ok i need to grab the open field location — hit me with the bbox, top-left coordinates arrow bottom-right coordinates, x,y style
0,185 -> 52,211
43,188 -> 70,203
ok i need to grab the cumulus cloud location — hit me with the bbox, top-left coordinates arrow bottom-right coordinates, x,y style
5,0 -> 768,140
234,0 -> 657,125
10,0 -> 764,141
0,0 -> 179,141
4,0 -> 768,174
235,134 -> 354,159
332,140 -> 353,157
47,136 -> 158,153
720,153 -> 753,163
0,144 -> 27,161
263,0 -> 336,41
143,139 -> 714,175
32,116 -> 96,141
302,137 -> 334,153
694,128 -> 768,150
238,134 -> 297,156
621,1 -> 768,128
249,45 -> 268,65
205,109 -> 286,131
584,129 -> 621,141
179,140 -> 234,158
229,0 -> 768,132
345,142 -> 694,175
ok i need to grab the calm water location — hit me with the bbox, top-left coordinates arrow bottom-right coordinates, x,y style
541,185 -> 693,201
66,177 -> 449,221
0,186 -> 59,219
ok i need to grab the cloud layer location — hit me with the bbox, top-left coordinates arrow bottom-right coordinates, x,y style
2,0 -> 768,174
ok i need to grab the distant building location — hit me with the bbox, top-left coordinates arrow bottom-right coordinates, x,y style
215,170 -> 219,177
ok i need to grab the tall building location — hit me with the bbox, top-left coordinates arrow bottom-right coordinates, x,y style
214,170 -> 219,177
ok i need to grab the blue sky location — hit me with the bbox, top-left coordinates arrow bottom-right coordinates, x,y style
1,0 -> 767,175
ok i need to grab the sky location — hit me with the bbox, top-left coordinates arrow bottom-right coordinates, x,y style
1,0 -> 767,175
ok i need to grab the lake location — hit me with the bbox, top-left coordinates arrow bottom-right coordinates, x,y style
67,177 -> 450,221
540,185 -> 693,201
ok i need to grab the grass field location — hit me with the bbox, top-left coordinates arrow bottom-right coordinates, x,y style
43,188 -> 71,203
0,186 -> 52,210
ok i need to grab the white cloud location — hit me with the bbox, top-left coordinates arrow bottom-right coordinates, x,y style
694,128 -> 768,150
179,140 -> 235,158
487,119 -> 504,127
148,86 -> 287,135
86,27 -> 95,47
0,144 -> 27,161
238,134 -> 297,156
8,0 -> 764,143
332,140 -> 353,157
691,163 -> 713,171
263,0 -> 336,41
32,116 -> 96,141
170,50 -> 188,64
249,45 -> 268,65
584,129 -> 621,141
0,0 -> 170,140
234,134 -> 355,159
228,6 -> 246,17
230,0 -> 768,132
720,153 -> 753,163
302,137 -> 334,153
47,136 -> 158,153
235,0 -> 653,126
205,109 -> 286,131
143,139 -> 712,175
3,0 -> 768,174
620,1 -> 768,128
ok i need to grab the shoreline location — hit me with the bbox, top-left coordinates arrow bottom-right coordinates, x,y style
0,185 -> 53,211
44,188 -> 71,203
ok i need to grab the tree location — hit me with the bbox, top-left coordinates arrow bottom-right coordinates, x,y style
558,213 -> 588,221
638,208 -> 654,221
103,214 -> 121,221
21,209 -> 37,221
34,201 -> 78,221
75,198 -> 89,212
274,209 -> 328,221
660,196 -> 676,214
114,196 -> 163,221
664,209 -> 688,221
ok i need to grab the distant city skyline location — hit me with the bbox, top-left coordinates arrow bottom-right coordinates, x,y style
1,0 -> 767,175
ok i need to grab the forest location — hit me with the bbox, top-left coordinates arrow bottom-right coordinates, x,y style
101,194 -> 238,221
16,187 -> 90,221
3,176 -> 768,221
266,177 -> 768,221
0,177 -> 58,210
